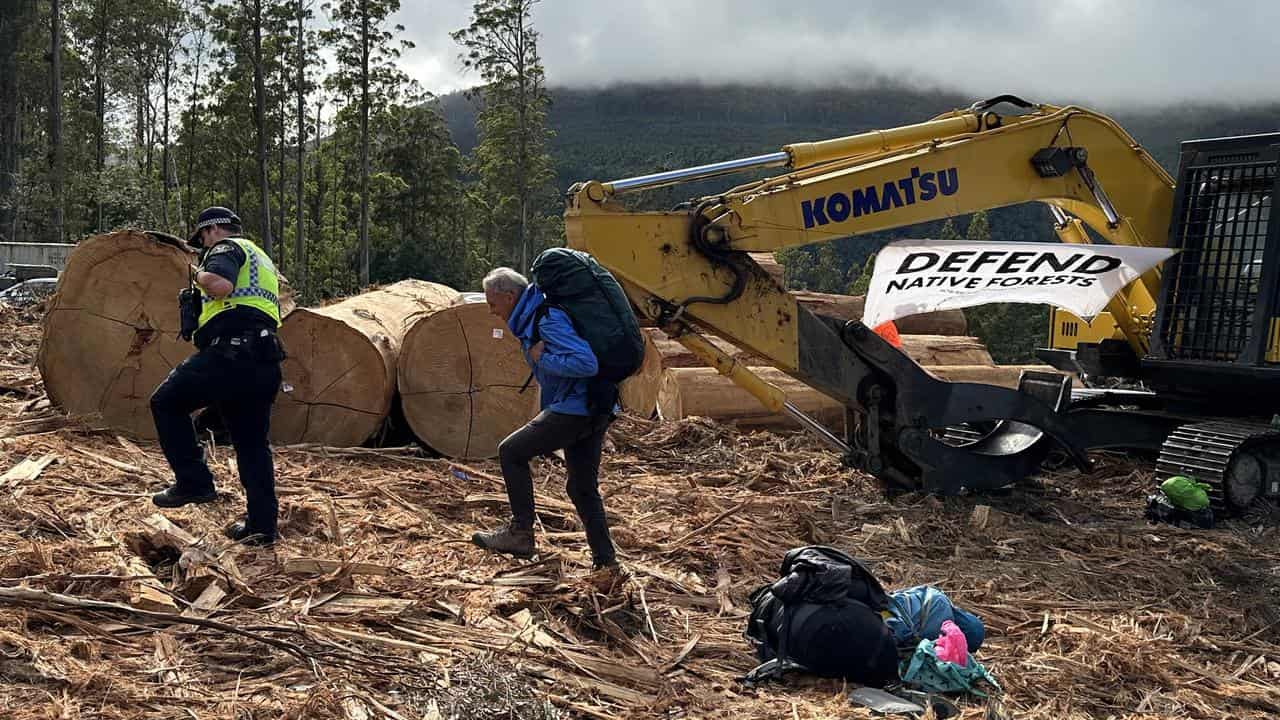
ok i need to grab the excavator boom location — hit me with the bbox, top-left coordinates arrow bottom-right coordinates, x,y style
565,95 -> 1280,508
564,97 -> 1189,493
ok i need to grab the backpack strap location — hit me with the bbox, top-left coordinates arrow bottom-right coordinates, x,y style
741,599 -> 810,686
518,305 -> 554,395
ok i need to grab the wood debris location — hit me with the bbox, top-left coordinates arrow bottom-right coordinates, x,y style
2,304 -> 1280,718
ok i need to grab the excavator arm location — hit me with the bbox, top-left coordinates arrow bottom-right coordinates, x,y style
565,97 -> 1176,492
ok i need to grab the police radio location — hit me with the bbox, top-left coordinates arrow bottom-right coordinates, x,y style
178,264 -> 201,342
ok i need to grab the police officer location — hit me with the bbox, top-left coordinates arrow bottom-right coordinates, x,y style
150,207 -> 285,546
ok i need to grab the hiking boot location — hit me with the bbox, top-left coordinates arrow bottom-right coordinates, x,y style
152,484 -> 217,508
225,519 -> 276,547
471,523 -> 535,559
586,560 -> 627,593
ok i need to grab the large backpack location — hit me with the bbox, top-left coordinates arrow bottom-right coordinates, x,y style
529,248 -> 646,412
743,546 -> 899,687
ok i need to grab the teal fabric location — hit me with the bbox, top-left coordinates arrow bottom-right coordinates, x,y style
900,638 -> 1001,697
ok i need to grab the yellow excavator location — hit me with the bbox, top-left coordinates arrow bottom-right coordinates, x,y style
564,95 -> 1280,511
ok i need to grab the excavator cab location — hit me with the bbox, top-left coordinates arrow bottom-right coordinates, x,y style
1146,133 -> 1280,402
1049,133 -> 1280,509
1057,133 -> 1279,400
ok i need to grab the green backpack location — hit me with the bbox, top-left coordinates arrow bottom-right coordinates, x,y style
528,248 -> 646,412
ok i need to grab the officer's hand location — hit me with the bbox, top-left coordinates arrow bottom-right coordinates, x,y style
529,341 -> 545,363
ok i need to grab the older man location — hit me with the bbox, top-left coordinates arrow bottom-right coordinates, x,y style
473,267 -> 619,569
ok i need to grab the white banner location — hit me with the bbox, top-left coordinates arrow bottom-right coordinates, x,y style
861,239 -> 1177,328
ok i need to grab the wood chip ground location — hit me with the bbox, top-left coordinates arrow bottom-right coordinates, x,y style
3,301 -> 1280,719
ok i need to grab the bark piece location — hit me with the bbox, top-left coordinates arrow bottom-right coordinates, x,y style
273,280 -> 459,447
399,301 -> 538,459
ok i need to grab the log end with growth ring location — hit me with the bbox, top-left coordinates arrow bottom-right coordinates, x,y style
399,301 -> 538,459
38,230 -> 195,439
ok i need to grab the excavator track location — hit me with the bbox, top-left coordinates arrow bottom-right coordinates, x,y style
1155,421 -> 1280,511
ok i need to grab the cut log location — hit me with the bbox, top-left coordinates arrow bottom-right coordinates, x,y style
645,329 -> 767,369
648,329 -> 992,369
398,301 -> 538,459
924,364 -> 1068,389
899,335 -> 994,366
618,332 -> 662,418
748,252 -> 784,285
38,230 -> 196,439
657,367 -> 843,429
792,291 -> 968,336
273,280 -> 459,447
657,365 -> 1069,427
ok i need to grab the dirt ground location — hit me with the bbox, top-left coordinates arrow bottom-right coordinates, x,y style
3,301 -> 1280,719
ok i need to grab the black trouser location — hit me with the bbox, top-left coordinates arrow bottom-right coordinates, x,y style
150,340 -> 282,535
499,410 -> 617,564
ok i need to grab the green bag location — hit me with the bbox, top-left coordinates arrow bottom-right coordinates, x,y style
900,638 -> 1000,697
1160,476 -> 1211,511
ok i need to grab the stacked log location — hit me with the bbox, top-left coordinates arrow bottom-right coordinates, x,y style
647,329 -> 992,369
272,280 -> 459,447
656,364 -> 1066,428
741,255 -> 969,335
38,230 -> 196,438
792,290 -> 968,336
399,300 -> 537,459
618,332 -> 662,418
657,366 -> 844,428
748,252 -> 785,285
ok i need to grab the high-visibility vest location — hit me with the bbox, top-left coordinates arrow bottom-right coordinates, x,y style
197,238 -> 282,330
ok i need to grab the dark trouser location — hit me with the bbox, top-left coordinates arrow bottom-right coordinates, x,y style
499,410 -> 617,564
150,344 -> 282,535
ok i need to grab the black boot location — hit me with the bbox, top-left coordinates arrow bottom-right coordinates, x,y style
152,484 -> 217,508
225,519 -> 275,546
472,523 -> 535,559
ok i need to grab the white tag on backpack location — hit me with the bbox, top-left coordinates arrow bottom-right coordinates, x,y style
492,328 -> 504,339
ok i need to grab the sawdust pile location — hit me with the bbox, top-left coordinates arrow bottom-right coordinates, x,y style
3,303 -> 1280,719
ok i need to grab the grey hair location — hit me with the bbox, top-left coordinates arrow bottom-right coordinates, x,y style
482,267 -> 529,295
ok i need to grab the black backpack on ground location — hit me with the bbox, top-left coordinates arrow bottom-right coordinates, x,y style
528,248 -> 646,413
744,546 -> 899,687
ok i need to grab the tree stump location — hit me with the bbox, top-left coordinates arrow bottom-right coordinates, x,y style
272,280 -> 459,447
38,230 -> 196,438
398,300 -> 538,459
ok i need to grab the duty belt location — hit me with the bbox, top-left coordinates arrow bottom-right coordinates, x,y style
209,328 -> 277,347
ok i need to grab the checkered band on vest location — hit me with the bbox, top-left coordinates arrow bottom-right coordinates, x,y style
202,245 -> 279,309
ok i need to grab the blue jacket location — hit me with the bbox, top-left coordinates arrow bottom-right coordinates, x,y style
885,585 -> 985,653
508,285 -> 598,416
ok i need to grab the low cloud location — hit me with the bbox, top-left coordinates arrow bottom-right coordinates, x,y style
395,0 -> 1280,105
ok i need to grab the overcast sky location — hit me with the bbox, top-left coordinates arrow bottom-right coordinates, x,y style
390,0 -> 1280,106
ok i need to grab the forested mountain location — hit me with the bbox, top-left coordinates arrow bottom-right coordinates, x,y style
444,82 -> 1280,272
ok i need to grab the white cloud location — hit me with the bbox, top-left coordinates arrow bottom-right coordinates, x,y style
392,0 -> 1280,105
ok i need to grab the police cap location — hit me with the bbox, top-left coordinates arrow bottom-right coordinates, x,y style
188,207 -> 242,248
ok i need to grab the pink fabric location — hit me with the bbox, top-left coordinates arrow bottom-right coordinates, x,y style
934,620 -> 969,666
